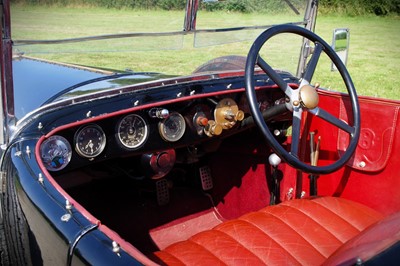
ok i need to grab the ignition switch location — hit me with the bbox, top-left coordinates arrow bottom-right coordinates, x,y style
214,98 -> 244,129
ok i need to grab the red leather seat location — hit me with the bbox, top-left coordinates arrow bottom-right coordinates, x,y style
153,197 -> 395,265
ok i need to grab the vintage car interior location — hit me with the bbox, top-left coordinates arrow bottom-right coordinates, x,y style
1,0 -> 399,265
30,26 -> 400,265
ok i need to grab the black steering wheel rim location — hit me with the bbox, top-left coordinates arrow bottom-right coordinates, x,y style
245,24 -> 360,174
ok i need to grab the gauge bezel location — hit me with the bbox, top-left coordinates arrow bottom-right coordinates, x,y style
158,112 -> 186,142
40,135 -> 72,171
117,113 -> 149,149
74,124 -> 106,158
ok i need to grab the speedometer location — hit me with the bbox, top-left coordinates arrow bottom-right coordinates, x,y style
74,124 -> 106,158
117,114 -> 149,149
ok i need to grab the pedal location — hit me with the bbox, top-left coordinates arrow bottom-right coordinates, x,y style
156,179 -> 169,206
199,165 -> 213,190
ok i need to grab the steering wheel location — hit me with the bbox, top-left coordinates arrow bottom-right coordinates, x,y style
245,25 -> 360,174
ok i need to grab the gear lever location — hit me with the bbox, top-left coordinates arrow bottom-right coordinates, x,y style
269,153 -> 282,205
309,133 -> 321,196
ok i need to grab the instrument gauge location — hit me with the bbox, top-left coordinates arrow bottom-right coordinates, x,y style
40,135 -> 72,171
159,112 -> 186,142
117,114 -> 149,149
74,124 -> 106,158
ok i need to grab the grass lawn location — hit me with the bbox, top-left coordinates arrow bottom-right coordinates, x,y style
315,15 -> 400,99
10,5 -> 400,99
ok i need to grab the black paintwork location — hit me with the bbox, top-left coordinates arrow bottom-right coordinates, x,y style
5,55 -> 296,264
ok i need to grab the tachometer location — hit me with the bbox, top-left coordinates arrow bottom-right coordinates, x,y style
159,112 -> 186,142
40,135 -> 72,171
117,114 -> 149,149
74,124 -> 106,158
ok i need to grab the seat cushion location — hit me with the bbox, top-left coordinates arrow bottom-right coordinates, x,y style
153,197 -> 383,265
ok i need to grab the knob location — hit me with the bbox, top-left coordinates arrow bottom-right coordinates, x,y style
149,108 -> 169,119
268,153 -> 281,167
157,152 -> 173,169
299,84 -> 319,109
204,120 -> 223,137
215,98 -> 244,129
224,110 -> 244,121
196,116 -> 209,127
235,110 -> 245,121
141,149 -> 176,179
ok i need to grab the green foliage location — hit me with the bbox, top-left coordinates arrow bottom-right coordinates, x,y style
11,0 -> 160,9
224,0 -> 247,12
10,0 -> 400,15
319,0 -> 400,16
202,0 -> 303,13
158,0 -> 186,10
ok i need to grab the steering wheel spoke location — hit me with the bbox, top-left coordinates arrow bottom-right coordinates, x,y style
257,55 -> 294,97
309,107 -> 355,135
290,108 -> 303,157
302,42 -> 323,83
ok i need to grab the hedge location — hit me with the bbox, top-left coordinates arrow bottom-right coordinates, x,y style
10,0 -> 400,15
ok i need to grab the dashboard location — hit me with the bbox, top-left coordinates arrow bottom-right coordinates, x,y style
39,81 -> 289,178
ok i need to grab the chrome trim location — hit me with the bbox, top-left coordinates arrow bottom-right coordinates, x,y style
67,223 -> 98,266
1,0 -> 15,146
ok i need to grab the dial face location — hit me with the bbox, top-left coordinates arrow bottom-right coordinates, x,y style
40,135 -> 72,171
117,114 -> 148,149
159,112 -> 186,142
74,124 -> 106,158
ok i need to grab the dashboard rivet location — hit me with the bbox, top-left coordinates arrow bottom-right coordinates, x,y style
293,100 -> 300,106
112,241 -> 120,253
65,200 -> 73,210
26,146 -> 31,159
38,173 -> 44,184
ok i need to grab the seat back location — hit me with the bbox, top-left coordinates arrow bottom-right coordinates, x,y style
325,211 -> 400,265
